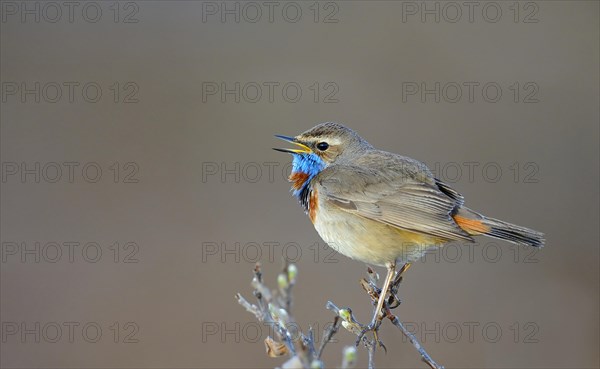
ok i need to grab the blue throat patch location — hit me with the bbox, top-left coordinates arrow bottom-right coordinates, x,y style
291,153 -> 325,211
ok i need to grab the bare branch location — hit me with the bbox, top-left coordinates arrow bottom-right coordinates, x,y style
237,263 -> 444,369
237,263 -> 343,369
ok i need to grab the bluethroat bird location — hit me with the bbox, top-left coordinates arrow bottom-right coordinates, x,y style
274,122 -> 544,335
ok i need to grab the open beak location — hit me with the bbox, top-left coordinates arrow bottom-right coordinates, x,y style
273,135 -> 312,154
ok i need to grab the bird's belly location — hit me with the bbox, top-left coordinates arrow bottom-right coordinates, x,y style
313,208 -> 442,266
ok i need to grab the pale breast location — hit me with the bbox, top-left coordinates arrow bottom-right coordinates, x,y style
312,197 -> 443,266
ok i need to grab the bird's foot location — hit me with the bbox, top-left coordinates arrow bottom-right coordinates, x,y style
355,314 -> 387,352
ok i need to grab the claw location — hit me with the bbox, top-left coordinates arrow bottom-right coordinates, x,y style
378,339 -> 387,353
387,291 -> 402,309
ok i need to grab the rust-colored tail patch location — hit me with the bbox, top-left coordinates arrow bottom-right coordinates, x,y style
453,214 -> 491,235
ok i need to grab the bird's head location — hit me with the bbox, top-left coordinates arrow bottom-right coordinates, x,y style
274,122 -> 372,196
274,122 -> 371,166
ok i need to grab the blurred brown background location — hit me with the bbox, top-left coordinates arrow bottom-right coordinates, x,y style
1,1 -> 598,368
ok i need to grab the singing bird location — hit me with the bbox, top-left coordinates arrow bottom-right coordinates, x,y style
274,122 -> 544,331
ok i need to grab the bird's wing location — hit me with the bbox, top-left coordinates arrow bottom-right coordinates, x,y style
314,157 -> 473,242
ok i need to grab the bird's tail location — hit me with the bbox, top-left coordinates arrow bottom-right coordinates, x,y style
453,208 -> 545,248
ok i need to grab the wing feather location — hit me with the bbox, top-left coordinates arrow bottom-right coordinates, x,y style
314,158 -> 472,242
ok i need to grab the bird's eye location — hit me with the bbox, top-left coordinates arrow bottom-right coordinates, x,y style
316,142 -> 329,151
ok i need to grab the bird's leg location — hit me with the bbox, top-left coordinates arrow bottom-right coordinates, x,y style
371,261 -> 396,326
388,262 -> 411,309
356,261 -> 396,348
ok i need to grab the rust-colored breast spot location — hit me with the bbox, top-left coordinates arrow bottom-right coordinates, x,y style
289,172 -> 310,190
309,189 -> 318,223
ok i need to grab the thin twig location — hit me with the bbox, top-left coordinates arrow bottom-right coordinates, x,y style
326,301 -> 377,369
387,312 -> 444,369
317,316 -> 340,359
367,342 -> 376,369
305,327 -> 316,358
